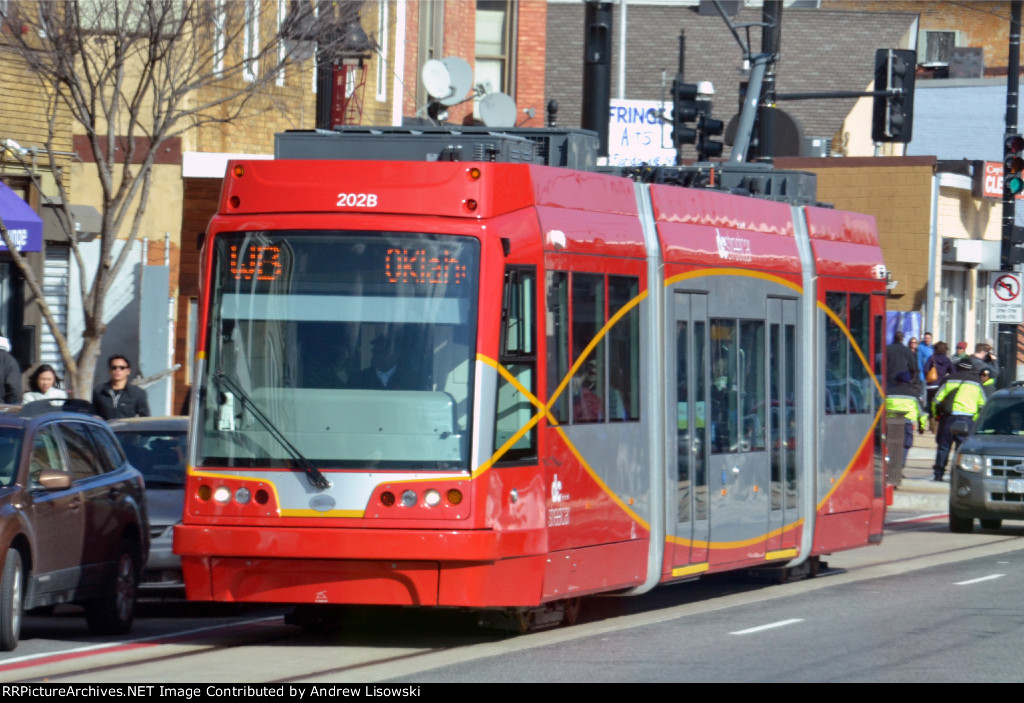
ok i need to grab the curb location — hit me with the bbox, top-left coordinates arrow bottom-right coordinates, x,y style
891,490 -> 947,512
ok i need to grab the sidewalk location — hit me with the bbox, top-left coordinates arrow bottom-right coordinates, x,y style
890,428 -> 949,512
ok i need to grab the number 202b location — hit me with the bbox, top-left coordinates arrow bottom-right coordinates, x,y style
336,193 -> 378,207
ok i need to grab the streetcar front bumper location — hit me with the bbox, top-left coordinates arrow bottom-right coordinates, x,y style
174,524 -> 548,606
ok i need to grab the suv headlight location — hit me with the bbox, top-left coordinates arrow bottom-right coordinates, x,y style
957,453 -> 986,473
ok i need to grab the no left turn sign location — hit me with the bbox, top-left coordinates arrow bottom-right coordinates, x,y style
990,272 -> 1024,323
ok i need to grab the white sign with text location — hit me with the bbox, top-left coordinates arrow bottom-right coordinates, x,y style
607,99 -> 676,167
989,272 -> 1023,324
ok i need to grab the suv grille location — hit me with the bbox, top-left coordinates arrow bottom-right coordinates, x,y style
988,457 -> 1024,478
987,457 -> 1024,502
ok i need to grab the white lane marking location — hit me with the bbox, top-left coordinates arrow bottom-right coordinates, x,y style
955,574 -> 1005,586
729,618 -> 803,635
887,513 -> 947,524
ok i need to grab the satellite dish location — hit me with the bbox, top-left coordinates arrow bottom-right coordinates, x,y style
479,91 -> 518,127
439,56 -> 473,106
422,59 -> 452,101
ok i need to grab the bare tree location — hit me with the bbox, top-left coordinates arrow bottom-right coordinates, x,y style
0,0 -> 365,397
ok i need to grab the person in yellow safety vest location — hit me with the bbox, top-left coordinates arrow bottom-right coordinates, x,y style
931,358 -> 986,482
885,371 -> 928,468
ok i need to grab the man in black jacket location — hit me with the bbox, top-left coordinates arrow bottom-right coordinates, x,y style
885,331 -> 918,387
92,355 -> 150,420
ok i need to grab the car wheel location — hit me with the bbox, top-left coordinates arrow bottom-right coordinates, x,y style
980,518 -> 1003,530
85,541 -> 138,636
0,549 -> 23,651
949,510 -> 974,534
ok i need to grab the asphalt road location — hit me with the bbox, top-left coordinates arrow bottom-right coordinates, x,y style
3,511 -> 1024,683
401,535 -> 1024,682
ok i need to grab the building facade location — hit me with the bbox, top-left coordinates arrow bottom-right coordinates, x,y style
175,0 -> 549,409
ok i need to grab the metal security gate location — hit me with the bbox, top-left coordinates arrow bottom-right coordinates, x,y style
41,244 -> 70,381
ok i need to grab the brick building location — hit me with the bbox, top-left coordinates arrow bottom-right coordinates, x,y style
0,37 -> 79,382
544,2 -> 916,158
176,1 -> 549,409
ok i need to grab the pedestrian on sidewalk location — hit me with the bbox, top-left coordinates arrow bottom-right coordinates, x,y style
886,331 -> 918,387
0,337 -> 21,405
916,332 -> 934,385
92,355 -> 150,420
923,341 -> 953,430
931,358 -> 985,482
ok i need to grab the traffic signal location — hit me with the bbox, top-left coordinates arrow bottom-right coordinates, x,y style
696,103 -> 724,160
871,48 -> 916,143
1005,134 -> 1024,196
671,76 -> 699,150
1009,225 -> 1024,265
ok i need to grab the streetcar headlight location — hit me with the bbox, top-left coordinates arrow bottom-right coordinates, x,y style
235,486 -> 252,504
424,489 -> 441,507
957,454 -> 986,473
400,490 -> 417,507
213,485 -> 231,503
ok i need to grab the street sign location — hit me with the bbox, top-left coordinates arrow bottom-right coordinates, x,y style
989,272 -> 1023,323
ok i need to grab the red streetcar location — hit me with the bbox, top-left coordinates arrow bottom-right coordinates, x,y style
174,129 -> 888,627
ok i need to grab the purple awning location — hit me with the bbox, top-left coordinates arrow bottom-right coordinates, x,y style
0,182 -> 42,252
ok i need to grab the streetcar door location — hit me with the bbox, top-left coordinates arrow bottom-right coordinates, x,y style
766,298 -> 799,553
707,314 -> 769,564
672,292 -> 710,567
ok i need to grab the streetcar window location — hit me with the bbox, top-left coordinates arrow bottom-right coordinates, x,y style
495,267 -> 537,462
825,293 -> 847,415
609,276 -> 640,421
694,320 -> 708,519
198,231 -> 479,471
849,294 -> 873,414
677,320 -> 691,523
770,322 -> 782,511
547,271 -> 570,423
826,292 -> 873,415
572,274 -> 605,424
710,319 -> 738,453
547,271 -> 640,426
740,320 -> 766,451
710,319 -> 764,453
785,323 -> 797,509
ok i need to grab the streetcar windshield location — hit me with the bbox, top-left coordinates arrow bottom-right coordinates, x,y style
197,231 -> 479,471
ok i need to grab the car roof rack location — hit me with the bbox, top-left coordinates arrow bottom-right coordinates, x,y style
18,398 -> 96,419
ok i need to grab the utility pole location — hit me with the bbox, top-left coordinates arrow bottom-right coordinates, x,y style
1003,1 -> 1021,272
755,0 -> 782,163
582,1 -> 613,159
1000,0 -> 1023,388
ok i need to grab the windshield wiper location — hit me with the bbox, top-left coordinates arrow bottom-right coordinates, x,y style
214,369 -> 331,491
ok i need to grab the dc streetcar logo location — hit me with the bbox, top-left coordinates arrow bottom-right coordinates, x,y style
715,229 -> 752,262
